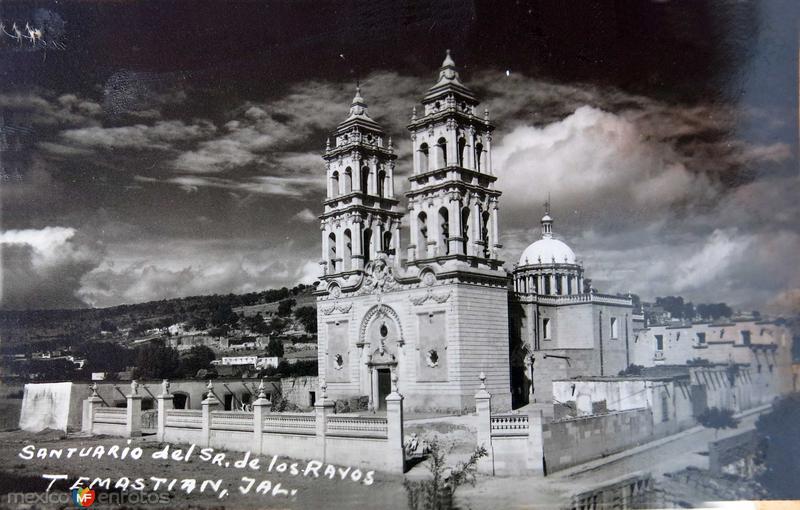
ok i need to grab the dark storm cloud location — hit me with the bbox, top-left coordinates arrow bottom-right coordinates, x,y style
0,227 -> 104,309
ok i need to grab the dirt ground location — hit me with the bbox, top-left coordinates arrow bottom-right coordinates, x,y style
0,423 -> 763,510
0,428 -> 576,510
0,430 -> 409,509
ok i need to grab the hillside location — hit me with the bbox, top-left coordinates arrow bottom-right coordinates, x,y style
0,283 -> 317,354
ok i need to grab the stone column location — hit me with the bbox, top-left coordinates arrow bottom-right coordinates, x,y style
321,226 -> 330,274
201,381 -> 219,448
252,380 -> 271,456
448,196 -> 463,256
472,198 -> 482,256
427,201 -> 440,258
387,162 -> 395,198
374,221 -> 385,255
485,134 -> 493,175
315,381 -> 335,462
156,380 -> 173,442
367,361 -> 375,411
475,372 -> 494,474
385,373 -> 405,473
335,228 -> 345,273
351,219 -> 364,270
408,201 -> 418,261
490,199 -> 500,258
83,383 -> 103,434
391,226 -> 401,265
369,158 -> 378,195
126,380 -> 142,438
465,129 -> 475,170
526,409 -> 545,475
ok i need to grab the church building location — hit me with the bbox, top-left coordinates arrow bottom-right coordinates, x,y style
315,51 -> 634,412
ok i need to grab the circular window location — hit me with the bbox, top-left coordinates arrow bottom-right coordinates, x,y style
426,349 -> 439,368
380,323 -> 388,338
334,354 -> 344,370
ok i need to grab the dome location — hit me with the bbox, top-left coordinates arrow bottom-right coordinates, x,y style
519,238 -> 576,266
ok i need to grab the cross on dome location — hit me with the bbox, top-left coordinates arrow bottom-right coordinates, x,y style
518,200 -> 576,266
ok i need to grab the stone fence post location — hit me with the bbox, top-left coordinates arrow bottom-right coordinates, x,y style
201,380 -> 219,447
126,380 -> 142,437
156,380 -> 173,442
82,383 -> 103,434
475,372 -> 494,474
526,408 -> 545,475
253,380 -> 271,456
385,373 -> 405,473
315,381 -> 335,462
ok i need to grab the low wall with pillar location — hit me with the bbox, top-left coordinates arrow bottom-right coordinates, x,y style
475,374 -> 545,476
82,381 -> 144,437
84,379 -> 407,474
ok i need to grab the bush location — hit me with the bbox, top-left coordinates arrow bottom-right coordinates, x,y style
404,439 -> 487,510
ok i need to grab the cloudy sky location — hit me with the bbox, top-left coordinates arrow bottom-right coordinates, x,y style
1,1 -> 797,313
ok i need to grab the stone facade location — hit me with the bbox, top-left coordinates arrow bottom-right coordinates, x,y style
630,318 -> 794,396
316,52 -> 511,413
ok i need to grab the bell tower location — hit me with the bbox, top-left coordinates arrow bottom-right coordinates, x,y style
320,86 -> 403,280
405,51 -> 502,269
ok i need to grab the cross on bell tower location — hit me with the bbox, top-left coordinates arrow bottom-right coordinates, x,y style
320,85 -> 403,278
405,50 -> 502,267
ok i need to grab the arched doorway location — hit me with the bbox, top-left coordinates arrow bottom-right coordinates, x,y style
360,304 -> 403,411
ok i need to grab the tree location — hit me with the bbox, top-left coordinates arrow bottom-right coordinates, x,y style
81,342 -> 132,373
696,303 -> 733,321
208,324 -> 230,338
189,316 -> 207,331
756,394 -> 800,498
655,296 -> 686,319
99,319 -> 118,333
265,337 -> 284,358
211,304 -> 238,327
130,323 -> 149,336
268,317 -> 287,334
245,313 -> 270,335
180,345 -> 216,378
294,306 -> 317,333
277,298 -> 296,317
697,407 -> 738,438
133,342 -> 180,380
